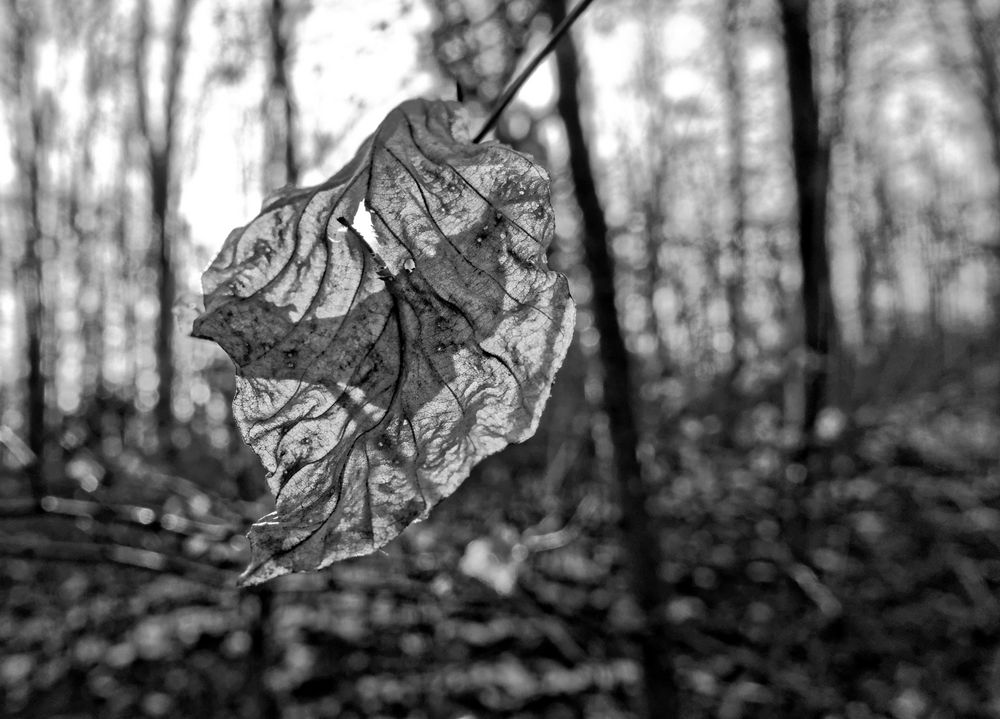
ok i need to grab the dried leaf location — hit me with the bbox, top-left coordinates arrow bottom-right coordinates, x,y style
193,99 -> 575,585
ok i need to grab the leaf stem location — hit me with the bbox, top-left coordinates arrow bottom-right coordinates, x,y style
473,0 -> 598,143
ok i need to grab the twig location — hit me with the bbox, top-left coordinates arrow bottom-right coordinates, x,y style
0,495 -> 239,540
0,425 -> 34,468
104,456 -> 254,524
785,561 -> 842,618
0,535 -> 234,586
473,0 -> 598,143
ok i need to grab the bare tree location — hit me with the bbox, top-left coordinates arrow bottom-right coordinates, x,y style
952,0 -> 1000,318
4,0 -> 48,502
547,1 -> 677,716
776,0 -> 843,440
70,38 -> 113,404
132,0 -> 195,444
960,0 -> 1000,248
923,0 -> 1000,316
263,0 -> 299,191
852,138 -> 898,348
721,0 -> 749,385
631,1 -> 670,374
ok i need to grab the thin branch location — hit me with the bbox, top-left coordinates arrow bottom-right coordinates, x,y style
0,495 -> 239,540
473,0 -> 597,143
89,448 -> 256,524
0,535 -> 234,586
0,425 -> 34,468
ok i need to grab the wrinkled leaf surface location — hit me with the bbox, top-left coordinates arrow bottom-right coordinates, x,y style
193,99 -> 575,585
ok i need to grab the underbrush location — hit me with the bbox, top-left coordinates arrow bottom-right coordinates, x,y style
1,361 -> 998,718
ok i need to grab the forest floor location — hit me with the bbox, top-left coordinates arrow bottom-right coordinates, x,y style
1,361 -> 998,719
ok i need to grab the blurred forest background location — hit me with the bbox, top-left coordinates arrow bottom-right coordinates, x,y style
1,0 -> 999,717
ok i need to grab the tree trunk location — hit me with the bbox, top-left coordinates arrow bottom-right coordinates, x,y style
69,168 -> 105,401
548,1 -> 678,716
722,0 -> 748,385
246,587 -> 279,719
8,0 -> 47,503
152,149 -> 175,441
855,184 -> 877,347
961,0 -> 1000,206
116,130 -> 137,414
871,165 -> 897,328
263,0 -> 299,190
960,0 -> 1000,316
133,0 -> 194,445
777,0 -> 836,440
634,3 -> 672,375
